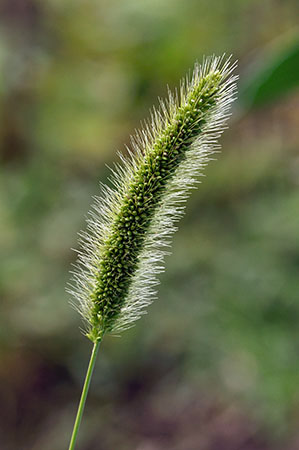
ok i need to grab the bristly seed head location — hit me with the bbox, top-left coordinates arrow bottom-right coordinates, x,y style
68,55 -> 238,343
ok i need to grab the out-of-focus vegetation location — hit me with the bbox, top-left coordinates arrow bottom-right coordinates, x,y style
1,1 -> 299,449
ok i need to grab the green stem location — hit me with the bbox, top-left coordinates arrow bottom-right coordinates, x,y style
68,340 -> 101,450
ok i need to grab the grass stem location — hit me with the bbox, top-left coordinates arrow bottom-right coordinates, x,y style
68,340 -> 101,450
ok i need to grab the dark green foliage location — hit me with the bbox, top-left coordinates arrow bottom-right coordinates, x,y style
240,38 -> 299,109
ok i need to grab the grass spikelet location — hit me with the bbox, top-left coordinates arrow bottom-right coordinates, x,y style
68,55 -> 237,344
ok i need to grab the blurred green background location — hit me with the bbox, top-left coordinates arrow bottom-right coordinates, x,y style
1,1 -> 299,449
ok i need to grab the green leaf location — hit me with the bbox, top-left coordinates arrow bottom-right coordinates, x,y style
240,37 -> 299,109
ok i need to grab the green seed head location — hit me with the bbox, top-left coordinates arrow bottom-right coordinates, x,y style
68,55 -> 238,343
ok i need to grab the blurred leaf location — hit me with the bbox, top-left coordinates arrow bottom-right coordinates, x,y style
240,35 -> 299,109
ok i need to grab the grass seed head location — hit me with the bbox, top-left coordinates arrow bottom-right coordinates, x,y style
68,55 -> 238,343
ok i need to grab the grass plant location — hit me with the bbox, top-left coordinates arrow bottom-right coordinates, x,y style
67,55 -> 237,450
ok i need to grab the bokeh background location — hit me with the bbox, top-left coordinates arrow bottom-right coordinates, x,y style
1,1 -> 299,449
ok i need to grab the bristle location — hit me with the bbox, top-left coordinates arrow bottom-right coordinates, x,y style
67,55 -> 238,343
